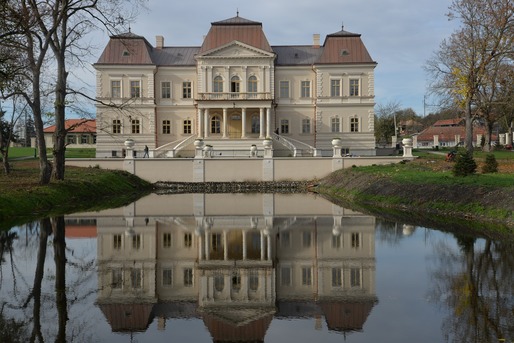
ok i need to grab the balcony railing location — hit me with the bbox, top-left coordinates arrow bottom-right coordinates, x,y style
198,92 -> 272,101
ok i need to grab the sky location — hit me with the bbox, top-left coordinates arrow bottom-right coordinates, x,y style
79,0 -> 460,117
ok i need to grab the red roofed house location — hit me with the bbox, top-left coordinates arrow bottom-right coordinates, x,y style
415,118 -> 494,149
94,14 -> 377,158
43,119 -> 96,149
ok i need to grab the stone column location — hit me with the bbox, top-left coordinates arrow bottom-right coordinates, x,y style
204,109 -> 209,138
433,134 -> 439,148
266,108 -> 271,138
223,230 -> 228,261
241,108 -> 247,138
197,108 -> 203,138
222,108 -> 228,138
242,230 -> 247,260
259,108 -> 265,138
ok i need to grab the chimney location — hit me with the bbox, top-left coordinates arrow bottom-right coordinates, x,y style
312,34 -> 320,48
156,35 -> 164,49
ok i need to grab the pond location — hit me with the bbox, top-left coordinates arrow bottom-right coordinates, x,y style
0,193 -> 512,343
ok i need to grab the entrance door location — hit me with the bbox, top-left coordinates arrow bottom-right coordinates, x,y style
227,112 -> 241,138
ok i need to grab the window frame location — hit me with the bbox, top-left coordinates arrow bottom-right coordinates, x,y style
349,78 -> 360,96
182,81 -> 192,99
280,119 -> 289,134
112,119 -> 121,134
111,80 -> 121,98
331,116 -> 341,133
330,79 -> 341,97
161,81 -> 171,99
300,80 -> 311,98
279,80 -> 290,98
130,80 -> 141,98
162,120 -> 171,134
183,119 -> 192,134
213,75 -> 224,93
350,117 -> 360,132
131,119 -> 140,134
301,118 -> 311,134
247,75 -> 258,93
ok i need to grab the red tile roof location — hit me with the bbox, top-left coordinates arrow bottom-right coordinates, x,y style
44,119 -> 96,133
99,303 -> 154,332
433,118 -> 464,127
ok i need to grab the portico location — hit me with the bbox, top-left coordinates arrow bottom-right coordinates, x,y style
197,104 -> 272,139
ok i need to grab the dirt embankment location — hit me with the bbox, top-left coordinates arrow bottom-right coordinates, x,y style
316,159 -> 514,238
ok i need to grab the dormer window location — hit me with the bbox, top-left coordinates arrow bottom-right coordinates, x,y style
340,49 -> 350,56
122,50 -> 130,57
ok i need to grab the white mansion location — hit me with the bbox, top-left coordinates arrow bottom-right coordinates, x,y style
94,15 -> 377,158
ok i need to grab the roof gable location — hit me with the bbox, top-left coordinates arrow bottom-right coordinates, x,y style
197,40 -> 275,59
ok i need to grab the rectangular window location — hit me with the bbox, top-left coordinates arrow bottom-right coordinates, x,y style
280,119 -> 289,134
351,232 -> 360,249
330,79 -> 341,97
351,267 -> 361,288
302,231 -> 312,248
112,269 -> 123,289
184,233 -> 192,248
332,268 -> 342,287
112,119 -> 121,134
331,117 -> 340,133
183,81 -> 192,98
163,233 -> 171,248
302,267 -> 312,286
111,80 -> 121,98
184,268 -> 193,287
183,120 -> 192,134
332,235 -> 341,249
302,119 -> 310,134
131,268 -> 142,289
350,117 -> 359,132
281,232 -> 290,248
279,81 -> 290,98
67,135 -> 76,145
211,233 -> 222,252
81,135 -> 89,144
162,120 -> 171,134
281,267 -> 291,286
132,234 -> 141,250
162,269 -> 172,286
161,81 -> 171,99
300,81 -> 310,98
113,234 -> 122,250
349,79 -> 359,96
130,80 -> 141,98
131,119 -> 140,134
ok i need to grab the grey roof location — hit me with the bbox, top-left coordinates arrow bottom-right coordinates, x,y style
151,47 -> 199,66
272,46 -> 324,65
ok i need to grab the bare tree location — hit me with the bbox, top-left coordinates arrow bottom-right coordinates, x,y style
426,0 -> 514,153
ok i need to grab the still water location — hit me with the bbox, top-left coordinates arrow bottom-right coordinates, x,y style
0,193 -> 512,343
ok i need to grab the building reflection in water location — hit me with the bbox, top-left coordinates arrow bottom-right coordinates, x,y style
86,193 -> 378,341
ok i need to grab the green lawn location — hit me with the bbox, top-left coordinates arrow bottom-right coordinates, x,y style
2,147 -> 96,160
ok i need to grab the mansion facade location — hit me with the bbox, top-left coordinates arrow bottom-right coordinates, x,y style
94,15 -> 377,158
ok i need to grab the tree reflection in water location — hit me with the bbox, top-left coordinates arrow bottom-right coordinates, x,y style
428,234 -> 514,343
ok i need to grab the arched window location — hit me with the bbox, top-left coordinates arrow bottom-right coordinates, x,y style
213,76 -> 223,93
231,76 -> 240,93
247,75 -> 258,93
251,115 -> 260,134
211,115 -> 221,134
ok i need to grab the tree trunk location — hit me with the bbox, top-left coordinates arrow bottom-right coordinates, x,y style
53,216 -> 68,342
1,151 -> 10,175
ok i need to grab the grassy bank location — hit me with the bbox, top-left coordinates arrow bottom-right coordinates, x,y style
0,161 -> 153,230
316,151 -> 514,238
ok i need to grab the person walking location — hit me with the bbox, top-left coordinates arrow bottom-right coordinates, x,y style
143,145 -> 149,158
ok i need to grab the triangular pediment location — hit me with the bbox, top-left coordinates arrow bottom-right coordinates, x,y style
197,41 -> 275,59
